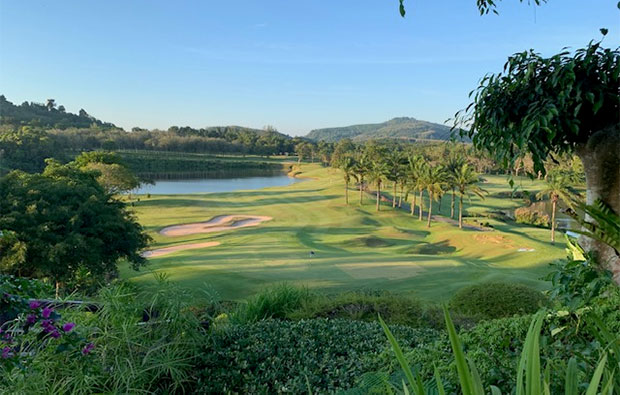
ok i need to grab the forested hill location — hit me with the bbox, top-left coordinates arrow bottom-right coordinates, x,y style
0,95 -> 117,129
306,117 -> 456,143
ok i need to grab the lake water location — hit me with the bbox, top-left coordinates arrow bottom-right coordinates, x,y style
132,174 -> 304,195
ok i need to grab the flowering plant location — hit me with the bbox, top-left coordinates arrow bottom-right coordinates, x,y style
0,300 -> 94,370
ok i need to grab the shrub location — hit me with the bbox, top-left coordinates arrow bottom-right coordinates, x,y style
231,283 -> 310,324
0,275 -> 205,394
287,290 -> 425,326
449,282 -> 548,319
515,206 -> 550,227
197,318 -> 438,394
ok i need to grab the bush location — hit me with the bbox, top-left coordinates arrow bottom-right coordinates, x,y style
514,205 -> 550,227
231,283 -> 310,324
197,318 -> 438,394
287,290 -> 426,327
449,282 -> 548,319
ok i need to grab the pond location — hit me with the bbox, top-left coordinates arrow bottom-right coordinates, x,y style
131,174 -> 304,195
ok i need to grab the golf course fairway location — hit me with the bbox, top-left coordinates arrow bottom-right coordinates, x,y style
121,164 -> 566,301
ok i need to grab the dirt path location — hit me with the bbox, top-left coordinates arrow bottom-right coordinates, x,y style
142,241 -> 221,258
159,215 -> 273,237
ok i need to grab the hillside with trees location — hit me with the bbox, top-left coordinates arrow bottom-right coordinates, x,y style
306,117 -> 459,143
0,95 -> 116,129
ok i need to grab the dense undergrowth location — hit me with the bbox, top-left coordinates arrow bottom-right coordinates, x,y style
1,237 -> 618,394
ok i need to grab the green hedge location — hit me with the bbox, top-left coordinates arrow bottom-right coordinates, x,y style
449,282 -> 549,319
196,318 -> 438,394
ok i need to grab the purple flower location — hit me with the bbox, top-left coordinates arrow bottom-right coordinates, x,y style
50,330 -> 61,339
81,343 -> 95,355
29,301 -> 41,309
26,314 -> 37,325
1,347 -> 11,359
3,333 -> 12,343
41,307 -> 53,319
40,319 -> 54,333
62,322 -> 75,333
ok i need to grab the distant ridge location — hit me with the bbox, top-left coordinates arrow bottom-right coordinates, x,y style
306,117 -> 460,143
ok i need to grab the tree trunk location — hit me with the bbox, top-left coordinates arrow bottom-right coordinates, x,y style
411,193 -> 416,216
551,198 -> 556,243
427,193 -> 433,228
419,190 -> 424,221
392,183 -> 397,208
575,126 -> 620,284
451,188 -> 456,219
398,185 -> 403,208
376,184 -> 380,211
359,180 -> 364,205
459,195 -> 463,229
438,194 -> 442,212
55,281 -> 60,299
345,181 -> 349,205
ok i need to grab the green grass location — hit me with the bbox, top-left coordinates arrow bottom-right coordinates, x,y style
120,164 -> 566,301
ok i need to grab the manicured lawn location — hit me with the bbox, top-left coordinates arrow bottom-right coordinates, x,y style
120,164 -> 566,301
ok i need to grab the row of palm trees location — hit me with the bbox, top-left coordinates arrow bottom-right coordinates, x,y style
339,152 -> 486,229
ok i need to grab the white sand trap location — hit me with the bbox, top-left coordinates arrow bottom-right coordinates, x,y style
142,241 -> 220,258
159,215 -> 273,237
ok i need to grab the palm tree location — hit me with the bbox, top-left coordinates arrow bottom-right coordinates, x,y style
339,156 -> 357,205
425,166 -> 447,227
536,175 -> 573,242
386,151 -> 403,208
368,160 -> 390,212
354,154 -> 370,205
452,164 -> 487,229
405,155 -> 424,217
445,154 -> 466,219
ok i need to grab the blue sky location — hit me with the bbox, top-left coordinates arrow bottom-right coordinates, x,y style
0,1 -> 618,135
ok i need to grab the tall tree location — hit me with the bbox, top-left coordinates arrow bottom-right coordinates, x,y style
455,38 -> 620,281
368,160 -> 389,212
452,164 -> 487,229
424,166 -> 447,227
536,175 -> 574,243
339,156 -> 358,205
354,153 -> 371,205
0,161 -> 150,296
445,153 -> 466,219
405,155 -> 424,217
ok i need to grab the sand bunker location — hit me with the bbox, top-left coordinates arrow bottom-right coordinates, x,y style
142,241 -> 221,258
159,215 -> 273,237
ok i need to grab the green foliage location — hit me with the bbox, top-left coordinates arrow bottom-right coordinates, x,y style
197,318 -> 438,394
307,117 -> 455,143
515,206 -> 550,227
0,125 -> 62,173
287,290 -> 428,328
0,95 -> 115,130
0,277 -> 204,394
0,161 -> 150,293
546,237 -> 614,310
449,282 -> 548,319
231,283 -> 310,324
568,198 -> 620,255
456,39 -> 619,176
73,151 -> 140,194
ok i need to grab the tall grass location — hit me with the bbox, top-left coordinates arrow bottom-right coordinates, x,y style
231,283 -> 310,324
379,307 -> 615,395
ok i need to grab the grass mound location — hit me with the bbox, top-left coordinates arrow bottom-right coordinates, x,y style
449,282 -> 549,319
408,240 -> 456,255
348,235 -> 393,248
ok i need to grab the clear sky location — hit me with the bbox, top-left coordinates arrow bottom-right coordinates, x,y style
0,1 -> 618,135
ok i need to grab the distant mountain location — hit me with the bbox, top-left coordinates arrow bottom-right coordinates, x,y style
0,95 -> 117,130
306,117 -> 459,143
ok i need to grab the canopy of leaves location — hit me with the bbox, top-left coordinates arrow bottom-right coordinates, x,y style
455,39 -> 620,175
0,161 -> 150,285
